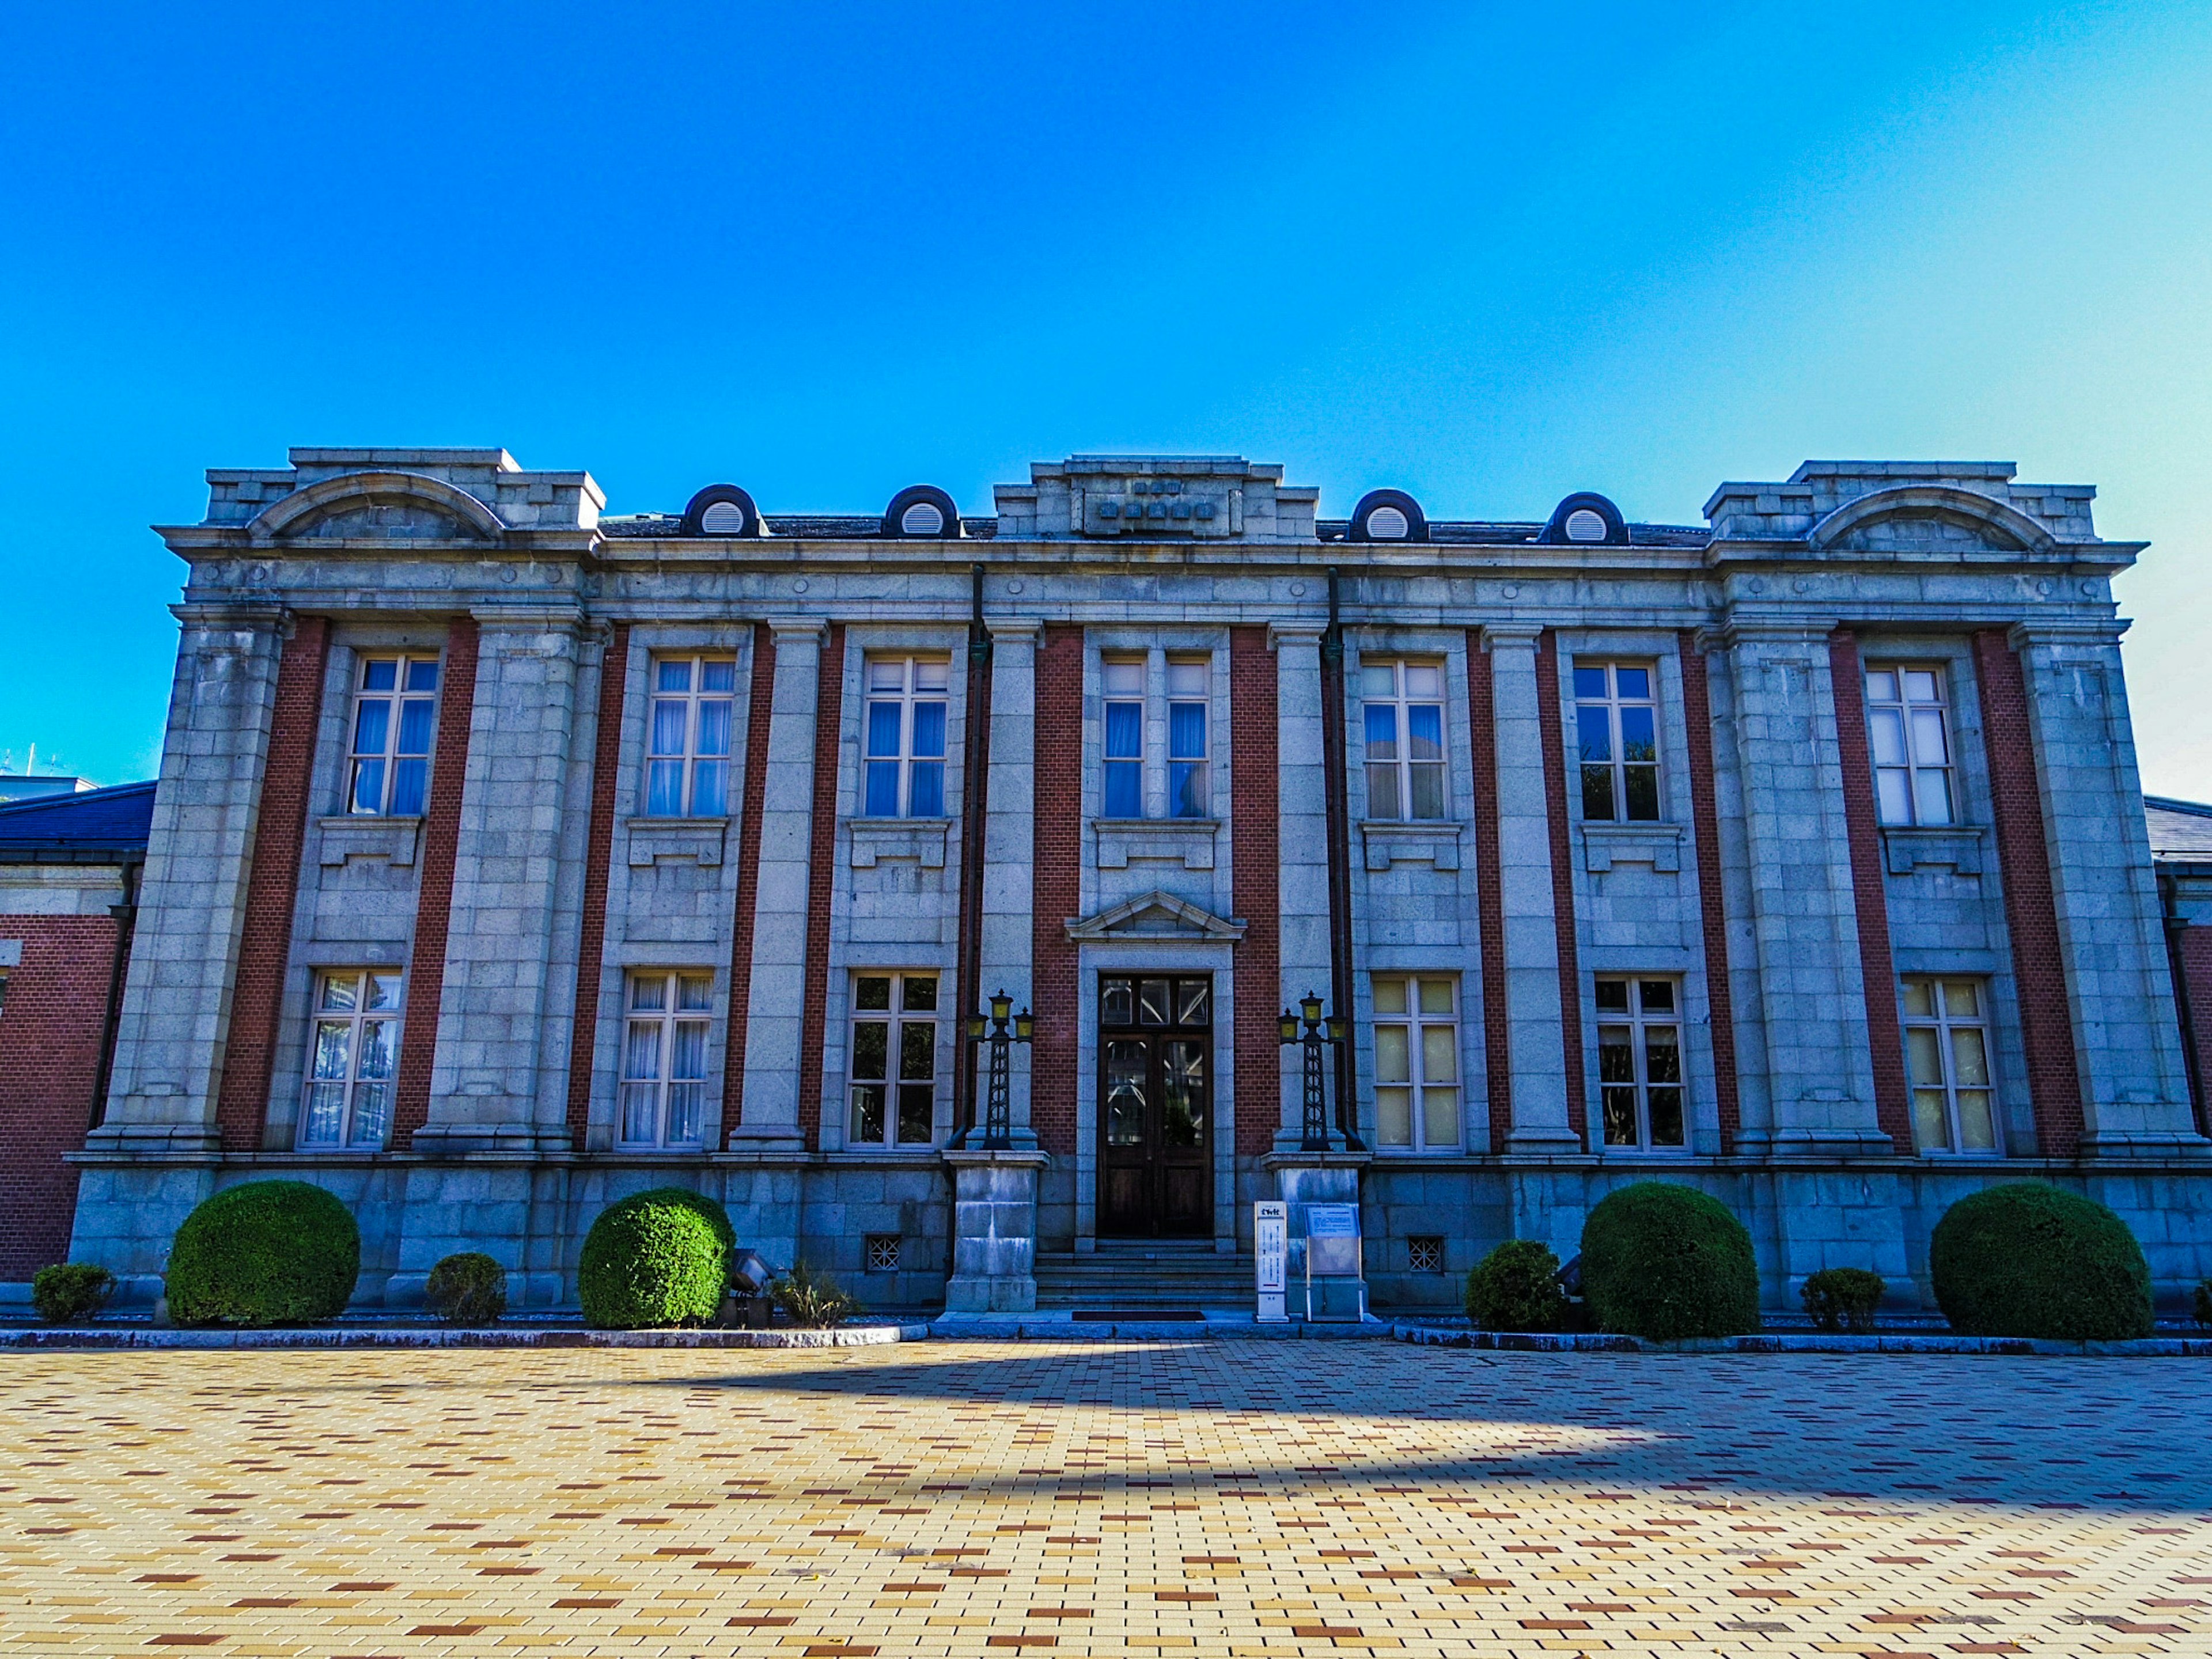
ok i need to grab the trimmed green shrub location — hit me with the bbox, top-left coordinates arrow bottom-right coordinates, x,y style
1464,1239 -> 1567,1332
578,1188 -> 730,1328
31,1263 -> 115,1324
1801,1267 -> 1885,1334
424,1252 -> 507,1325
165,1181 -> 360,1327
1580,1181 -> 1761,1341
771,1260 -> 858,1328
1929,1183 -> 2151,1341
2193,1279 -> 2212,1331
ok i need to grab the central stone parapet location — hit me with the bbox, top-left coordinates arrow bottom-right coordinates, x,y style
942,1147 -> 1050,1313
992,456 -> 1319,542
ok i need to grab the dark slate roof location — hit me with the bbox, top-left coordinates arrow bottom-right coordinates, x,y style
0,779 -> 156,862
597,514 -> 1706,547
1319,520 -> 1713,547
2147,796 -> 2212,862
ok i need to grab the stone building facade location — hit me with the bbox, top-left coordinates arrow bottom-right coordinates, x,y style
62,449 -> 2212,1315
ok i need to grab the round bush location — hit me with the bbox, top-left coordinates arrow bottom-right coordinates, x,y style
1464,1238 -> 1567,1332
1581,1181 -> 1761,1340
1800,1267 -> 1885,1334
424,1252 -> 508,1325
31,1263 -> 115,1324
1930,1183 -> 2151,1341
578,1188 -> 730,1329
165,1181 -> 360,1328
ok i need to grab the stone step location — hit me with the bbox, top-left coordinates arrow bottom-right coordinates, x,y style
1035,1247 -> 1258,1309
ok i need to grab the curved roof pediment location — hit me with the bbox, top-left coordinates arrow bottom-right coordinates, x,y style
247,471 -> 505,545
1807,485 -> 2057,556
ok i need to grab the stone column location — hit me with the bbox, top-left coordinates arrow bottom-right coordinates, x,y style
2012,620 -> 2206,1153
1717,620 -> 1889,1154
1270,623 -> 1330,1148
732,618 -> 826,1150
941,1149 -> 1048,1313
1483,624 -> 1578,1155
88,603 -> 291,1157
983,620 -> 1039,1142
411,605 -> 586,1156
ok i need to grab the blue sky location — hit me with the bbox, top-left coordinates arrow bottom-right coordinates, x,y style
2,2 -> 2208,792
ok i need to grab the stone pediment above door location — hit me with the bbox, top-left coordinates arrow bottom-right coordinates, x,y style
1063,889 -> 1247,943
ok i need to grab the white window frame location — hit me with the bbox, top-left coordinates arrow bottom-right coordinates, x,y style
1370,974 -> 1462,1152
300,968 -> 403,1149
1165,656 -> 1210,820
645,653 -> 737,817
1865,664 -> 1956,827
1902,976 -> 2000,1154
1099,650 -> 1213,820
1573,661 -> 1661,823
1359,659 -> 1449,822
619,970 -> 714,1149
347,654 -> 441,817
847,970 -> 941,1148
1595,975 -> 1687,1152
861,657 -> 950,819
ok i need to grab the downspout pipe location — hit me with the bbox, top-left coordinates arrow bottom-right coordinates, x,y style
1319,567 -> 1363,1150
2159,872 -> 2206,1134
949,562 -> 994,1147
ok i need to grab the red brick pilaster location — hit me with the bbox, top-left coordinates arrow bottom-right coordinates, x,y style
724,624 -> 775,1131
795,624 -> 845,1152
1974,629 -> 2086,1157
563,622 -> 630,1147
1827,629 -> 1914,1153
0,915 -> 122,1276
1230,627 -> 1280,1157
1029,625 -> 1084,1157
214,613 -> 330,1152
1533,630 -> 1588,1142
1466,637 -> 1512,1153
1677,632 -> 1742,1153
2175,926 -> 2212,1137
393,617 -> 479,1147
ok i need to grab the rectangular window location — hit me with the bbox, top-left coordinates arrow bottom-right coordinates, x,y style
1866,665 -> 1956,826
620,971 -> 713,1147
849,972 -> 939,1147
862,657 -> 950,818
1596,976 -> 1685,1150
1902,977 -> 1998,1153
1102,656 -> 1145,818
646,654 -> 736,817
1574,662 -> 1660,822
1361,661 -> 1447,821
301,969 -> 402,1149
1372,975 -> 1461,1152
348,655 -> 441,816
1166,657 -> 1209,819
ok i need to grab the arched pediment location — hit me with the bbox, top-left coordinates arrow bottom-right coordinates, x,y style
1807,485 -> 2055,556
248,471 -> 505,544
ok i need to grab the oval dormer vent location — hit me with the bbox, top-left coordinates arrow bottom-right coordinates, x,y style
900,501 -> 946,536
700,501 -> 747,534
1365,505 -> 1410,540
1565,507 -> 1608,542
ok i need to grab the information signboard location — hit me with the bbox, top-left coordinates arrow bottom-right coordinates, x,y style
1302,1202 -> 1366,1323
1254,1201 -> 1287,1323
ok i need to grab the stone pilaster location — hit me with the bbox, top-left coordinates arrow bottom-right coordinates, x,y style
982,621 -> 1039,1142
733,618 -> 825,1149
1270,623 -> 1330,1148
412,606 -> 586,1156
1716,619 -> 1889,1155
1482,625 -> 1577,1154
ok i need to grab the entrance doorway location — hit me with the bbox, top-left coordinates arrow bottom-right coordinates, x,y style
1098,974 -> 1213,1237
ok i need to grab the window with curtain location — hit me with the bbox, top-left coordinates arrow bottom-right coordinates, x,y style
1574,662 -> 1660,821
645,654 -> 736,816
1372,974 -> 1461,1151
1866,665 -> 1956,826
1360,660 -> 1447,820
620,971 -> 713,1147
300,969 -> 402,1149
348,656 -> 440,816
862,657 -> 950,817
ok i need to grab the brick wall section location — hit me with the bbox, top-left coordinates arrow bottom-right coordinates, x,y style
1230,626 -> 1281,1156
1029,625 -> 1084,1157
1827,630 -> 1915,1153
794,623 -> 845,1153
1465,635 -> 1512,1152
723,625 -> 775,1131
1973,628 -> 2087,1157
0,914 -> 120,1278
2175,926 -> 2212,1137
1533,630 -> 1587,1141
393,616 -> 479,1146
563,622 -> 630,1146
213,614 -> 330,1151
1677,631 -> 1743,1152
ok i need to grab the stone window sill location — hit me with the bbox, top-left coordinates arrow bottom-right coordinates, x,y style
317,815 -> 422,868
1881,823 -> 1987,875
625,816 -> 728,867
1579,819 -> 1684,873
1093,817 -> 1221,871
1358,819 -> 1464,872
848,817 -> 952,868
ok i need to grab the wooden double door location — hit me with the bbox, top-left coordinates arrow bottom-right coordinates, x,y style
1097,973 -> 1213,1237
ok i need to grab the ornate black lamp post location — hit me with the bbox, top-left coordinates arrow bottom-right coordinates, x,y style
963,990 -> 1033,1149
1279,991 -> 1349,1152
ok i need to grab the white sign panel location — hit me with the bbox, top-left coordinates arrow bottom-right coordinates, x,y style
1254,1201 -> 1287,1323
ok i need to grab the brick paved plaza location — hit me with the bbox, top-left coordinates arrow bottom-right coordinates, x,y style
1,1343 -> 2206,1657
